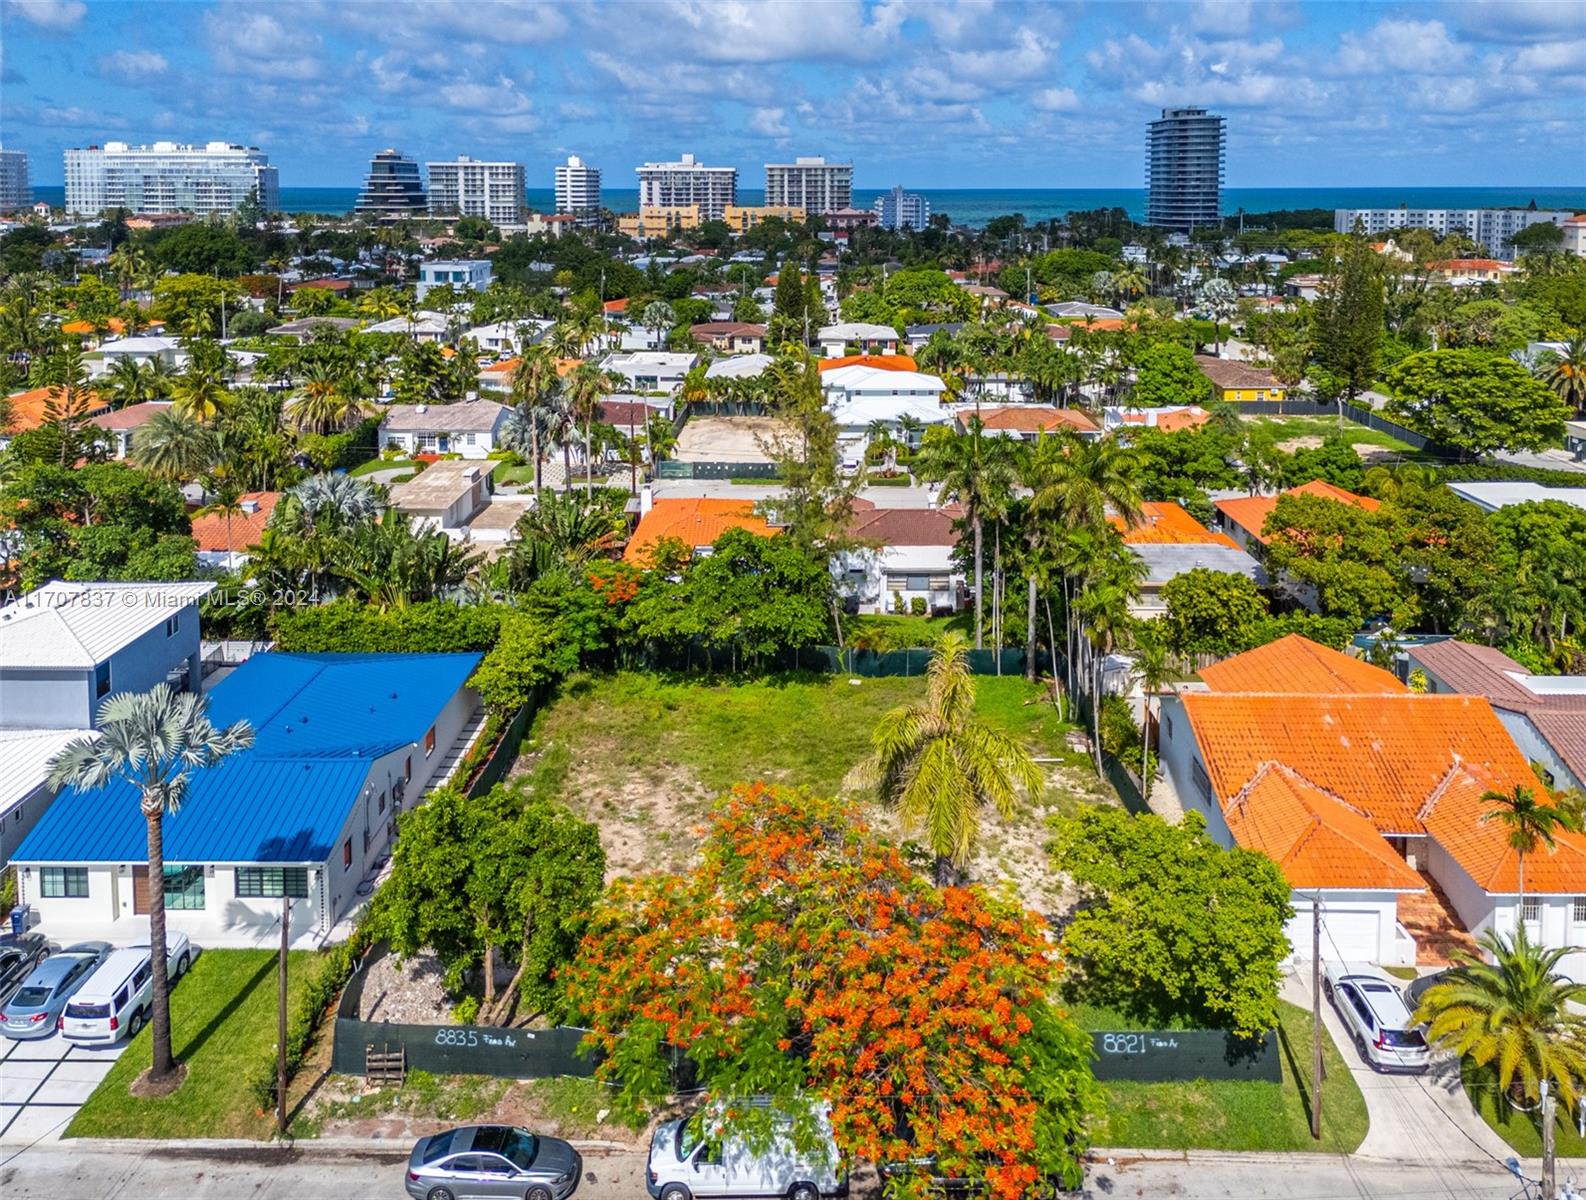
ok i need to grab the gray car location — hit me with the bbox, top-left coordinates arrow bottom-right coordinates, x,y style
0,942 -> 111,1040
405,1124 -> 582,1200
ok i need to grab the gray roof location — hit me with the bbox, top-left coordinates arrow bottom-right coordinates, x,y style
268,317 -> 360,336
0,581 -> 215,668
388,459 -> 500,509
378,400 -> 507,432
1133,544 -> 1267,587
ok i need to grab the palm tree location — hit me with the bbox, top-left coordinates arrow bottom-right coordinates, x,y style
288,361 -> 365,434
1539,334 -> 1586,417
285,472 -> 381,533
103,357 -> 169,410
170,359 -> 230,424
1131,630 -> 1172,803
193,475 -> 246,570
1415,929 -> 1586,1109
135,408 -> 215,482
506,346 -> 560,492
867,633 -> 1046,884
508,490 -> 624,587
565,363 -> 620,496
1480,785 -> 1581,927
641,300 -> 675,350
1198,278 -> 1239,357
48,687 -> 254,1084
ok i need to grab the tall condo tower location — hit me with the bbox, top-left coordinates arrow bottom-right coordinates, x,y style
764,156 -> 853,214
0,148 -> 30,212
63,141 -> 277,217
554,155 -> 602,225
635,153 -> 737,221
427,157 -> 525,223
354,149 -> 428,223
1145,107 -> 1225,232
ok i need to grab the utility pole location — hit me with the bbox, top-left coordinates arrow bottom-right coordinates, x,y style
1311,895 -> 1323,1140
1542,1078 -> 1557,1200
276,894 -> 290,1137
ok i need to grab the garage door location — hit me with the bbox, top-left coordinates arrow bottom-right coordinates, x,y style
1320,908 -> 1382,963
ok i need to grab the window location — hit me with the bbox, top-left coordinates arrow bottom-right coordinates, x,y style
132,962 -> 151,989
404,756 -> 412,782
904,575 -> 930,592
378,791 -> 386,814
40,867 -> 89,898
164,614 -> 180,638
424,726 -> 436,757
1574,897 -> 1586,925
343,838 -> 352,870
94,661 -> 111,699
235,867 -> 309,899
162,864 -> 205,910
1522,897 -> 1542,924
1192,758 -> 1214,805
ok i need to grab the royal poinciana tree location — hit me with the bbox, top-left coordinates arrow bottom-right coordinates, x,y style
563,783 -> 1101,1198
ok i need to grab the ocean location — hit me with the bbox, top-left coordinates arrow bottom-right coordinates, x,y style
29,185 -> 1586,228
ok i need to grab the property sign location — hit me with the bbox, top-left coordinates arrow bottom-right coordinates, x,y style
1089,1029 -> 1280,1083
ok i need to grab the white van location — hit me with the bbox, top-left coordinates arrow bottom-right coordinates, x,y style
646,1101 -> 845,1200
59,932 -> 192,1044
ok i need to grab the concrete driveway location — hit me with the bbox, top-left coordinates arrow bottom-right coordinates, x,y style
1281,966 -> 1514,1166
0,1028 -> 126,1145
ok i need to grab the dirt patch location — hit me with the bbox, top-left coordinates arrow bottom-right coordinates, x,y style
1353,441 -> 1399,462
358,951 -> 453,1023
1276,436 -> 1323,453
674,415 -> 792,464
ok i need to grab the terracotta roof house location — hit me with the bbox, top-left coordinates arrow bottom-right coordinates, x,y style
816,354 -> 918,373
89,400 -> 172,460
836,500 -> 966,615
1195,355 -> 1288,403
1102,404 -> 1211,434
1,387 -> 111,450
1408,639 -> 1586,794
689,322 -> 768,355
623,497 -> 778,565
961,406 -> 1100,441
1158,635 -> 1586,974
1214,479 -> 1380,551
1107,502 -> 1265,616
189,491 -> 281,569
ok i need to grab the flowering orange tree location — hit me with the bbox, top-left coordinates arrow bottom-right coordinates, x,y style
564,783 -> 1100,1197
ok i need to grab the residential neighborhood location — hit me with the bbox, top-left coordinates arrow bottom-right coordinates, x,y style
2,3 -> 1586,1198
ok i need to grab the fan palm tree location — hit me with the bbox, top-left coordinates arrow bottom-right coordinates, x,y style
135,408 -> 215,482
641,300 -> 675,350
48,687 -> 254,1084
1415,929 -> 1586,1109
285,472 -> 381,533
1539,334 -> 1586,416
1480,784 -> 1581,926
867,633 -> 1046,884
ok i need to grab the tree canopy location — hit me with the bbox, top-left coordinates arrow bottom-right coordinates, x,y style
1386,349 -> 1569,456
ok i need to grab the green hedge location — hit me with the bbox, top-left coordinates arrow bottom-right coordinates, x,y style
272,600 -> 503,653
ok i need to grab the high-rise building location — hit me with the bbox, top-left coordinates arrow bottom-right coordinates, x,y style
764,156 -> 852,215
0,148 -> 29,212
635,153 -> 736,222
1331,207 -> 1579,260
1145,106 -> 1225,232
426,157 -> 525,224
874,185 -> 930,232
63,140 -> 278,217
354,149 -> 428,223
554,155 -> 602,225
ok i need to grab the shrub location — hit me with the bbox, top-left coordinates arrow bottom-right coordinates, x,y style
891,591 -> 906,614
910,596 -> 927,616
272,600 -> 503,653
452,995 -> 481,1026
472,612 -> 565,716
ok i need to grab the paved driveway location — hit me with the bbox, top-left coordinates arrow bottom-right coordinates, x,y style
0,1029 -> 126,1145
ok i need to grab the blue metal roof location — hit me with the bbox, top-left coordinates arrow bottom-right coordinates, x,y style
15,651 -> 481,866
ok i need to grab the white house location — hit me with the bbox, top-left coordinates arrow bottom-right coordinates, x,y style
0,581 -> 213,870
600,351 -> 698,394
364,310 -> 453,342
416,259 -> 493,300
13,651 -> 484,947
835,501 -> 965,615
378,399 -> 509,458
1445,480 -> 1586,515
705,353 -> 774,381
1156,635 -> 1586,977
89,400 -> 173,460
91,335 -> 185,376
387,458 -> 499,536
817,322 -> 900,358
821,364 -> 948,464
463,320 -> 550,357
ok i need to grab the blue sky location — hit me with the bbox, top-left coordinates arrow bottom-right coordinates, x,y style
3,0 -> 1584,190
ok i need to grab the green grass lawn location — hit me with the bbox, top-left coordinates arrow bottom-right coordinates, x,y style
350,457 -> 419,477
1077,1000 -> 1369,1153
1241,413 -> 1419,455
1464,1060 -> 1586,1157
493,464 -> 535,487
67,948 -> 327,1140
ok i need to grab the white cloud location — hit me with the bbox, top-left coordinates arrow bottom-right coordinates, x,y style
598,0 -> 896,64
1031,87 -> 1080,112
1508,38 -> 1586,74
1336,18 -> 1467,75
440,74 -> 533,114
98,50 -> 169,81
748,106 -> 790,138
204,8 -> 324,81
945,26 -> 1054,84
4,0 -> 84,30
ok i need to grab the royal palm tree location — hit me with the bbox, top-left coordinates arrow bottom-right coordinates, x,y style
506,346 -> 560,492
1415,929 -> 1586,1109
868,633 -> 1046,884
565,363 -> 620,496
1539,334 -> 1586,416
1131,629 -> 1172,802
135,408 -> 215,482
48,688 -> 254,1085
1480,784 -> 1581,925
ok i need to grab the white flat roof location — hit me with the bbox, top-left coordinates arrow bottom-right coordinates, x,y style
0,581 -> 214,669
1447,481 -> 1586,513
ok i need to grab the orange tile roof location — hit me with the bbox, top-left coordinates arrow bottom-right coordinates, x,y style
61,317 -> 140,336
1428,258 -> 1508,271
972,406 -> 1099,435
817,354 -> 919,373
1422,774 -> 1586,894
1199,634 -> 1406,695
1154,408 -> 1212,432
189,492 -> 281,552
1183,692 -> 1535,837
623,498 -> 778,564
1214,479 -> 1380,545
1109,501 -> 1239,548
480,357 -> 582,379
603,298 -> 628,314
1224,764 -> 1426,891
4,387 -> 108,433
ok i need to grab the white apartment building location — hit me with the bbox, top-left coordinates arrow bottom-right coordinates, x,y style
1333,207 -> 1579,259
874,185 -> 930,232
555,155 -> 602,224
0,148 -> 29,212
64,141 -> 279,217
427,157 -> 524,224
416,259 -> 493,300
635,153 -> 737,221
1563,215 -> 1586,260
765,156 -> 853,214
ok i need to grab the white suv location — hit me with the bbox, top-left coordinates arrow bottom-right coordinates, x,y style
1323,962 -> 1430,1073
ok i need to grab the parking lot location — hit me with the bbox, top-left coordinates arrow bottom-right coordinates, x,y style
0,1027 -> 125,1143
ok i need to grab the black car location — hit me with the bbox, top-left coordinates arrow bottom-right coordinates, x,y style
0,932 -> 52,1005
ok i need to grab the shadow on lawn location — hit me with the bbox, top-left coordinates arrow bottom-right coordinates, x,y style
174,953 -> 277,1063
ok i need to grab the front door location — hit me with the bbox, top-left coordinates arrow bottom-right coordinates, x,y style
131,866 -> 150,915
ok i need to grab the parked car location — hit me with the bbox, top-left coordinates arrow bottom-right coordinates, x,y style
1323,962 -> 1431,1073
405,1125 -> 582,1200
0,931 -> 52,1005
1403,968 -> 1452,1016
59,931 -> 191,1045
1,941 -> 110,1040
647,1100 -> 845,1200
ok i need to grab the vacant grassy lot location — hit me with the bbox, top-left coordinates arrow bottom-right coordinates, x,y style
1240,413 -> 1419,458
511,670 -> 1108,910
68,949 -> 328,1140
1079,1000 -> 1368,1153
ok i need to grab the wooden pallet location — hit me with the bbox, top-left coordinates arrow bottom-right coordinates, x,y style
365,1042 -> 407,1086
